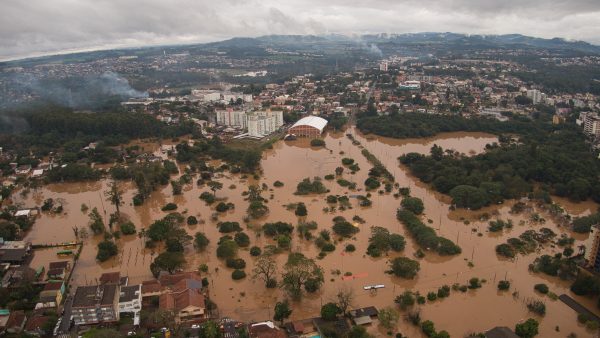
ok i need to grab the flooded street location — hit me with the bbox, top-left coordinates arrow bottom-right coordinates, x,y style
14,128 -> 600,337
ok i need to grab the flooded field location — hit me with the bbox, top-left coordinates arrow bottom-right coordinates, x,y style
13,127 -> 600,337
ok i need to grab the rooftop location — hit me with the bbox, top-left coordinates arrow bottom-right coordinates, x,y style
48,261 -> 69,270
73,284 -> 118,308
119,284 -> 141,303
290,115 -> 328,132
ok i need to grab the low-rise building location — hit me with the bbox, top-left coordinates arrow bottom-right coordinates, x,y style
159,278 -> 205,323
119,284 -> 142,325
72,284 -> 120,325
24,315 -> 51,336
5,310 -> 26,334
0,240 -> 31,265
40,281 -> 64,306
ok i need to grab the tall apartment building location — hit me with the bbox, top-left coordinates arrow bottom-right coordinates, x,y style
216,110 -> 283,137
582,112 -> 600,138
379,62 -> 388,72
72,284 -> 120,325
526,89 -> 544,104
585,225 -> 600,272
247,111 -> 284,138
215,109 -> 248,129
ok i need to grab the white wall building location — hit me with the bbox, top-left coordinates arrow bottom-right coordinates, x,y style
216,110 -> 248,129
119,284 -> 142,325
583,112 -> 600,138
526,89 -> 544,104
247,111 -> 284,138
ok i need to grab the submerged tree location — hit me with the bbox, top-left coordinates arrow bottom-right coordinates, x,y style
273,300 -> 292,326
88,207 -> 105,235
281,252 -> 324,299
252,253 -> 278,288
207,181 -> 223,197
105,180 -> 124,216
150,251 -> 186,277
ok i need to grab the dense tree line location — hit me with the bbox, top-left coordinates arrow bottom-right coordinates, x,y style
356,112 -> 535,139
175,138 -> 261,172
0,103 -> 196,157
399,125 -> 600,207
396,205 -> 461,255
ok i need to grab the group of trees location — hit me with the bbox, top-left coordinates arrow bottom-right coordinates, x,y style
295,177 -> 328,195
396,200 -> 461,256
246,185 -> 269,219
110,161 -> 175,205
1,103 -> 196,157
356,112 -> 531,139
281,252 -> 324,299
147,214 -> 191,276
399,124 -> 600,206
175,137 -> 261,173
366,226 -> 405,257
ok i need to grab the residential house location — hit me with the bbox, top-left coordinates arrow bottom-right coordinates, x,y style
0,240 -> 32,265
1,266 -> 36,288
5,310 -> 26,334
24,315 -> 51,336
39,281 -> 65,306
47,261 -> 70,281
248,321 -> 286,338
159,278 -> 205,323
15,165 -> 31,176
0,309 -> 9,332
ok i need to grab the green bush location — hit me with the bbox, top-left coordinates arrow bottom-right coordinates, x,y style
310,139 -> 326,147
295,177 -> 328,195
216,202 -> 230,212
218,221 -> 242,233
96,240 -> 118,262
234,232 -> 250,247
345,244 -> 356,252
388,257 -> 420,279
120,221 -> 136,235
534,283 -> 549,294
161,203 -> 178,211
231,269 -> 246,280
250,246 -> 262,256
427,292 -> 437,301
401,197 -> 425,215
226,258 -> 246,269
186,216 -> 198,225
498,280 -> 511,291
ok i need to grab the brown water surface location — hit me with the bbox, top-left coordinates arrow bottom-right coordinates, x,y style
14,129 -> 599,337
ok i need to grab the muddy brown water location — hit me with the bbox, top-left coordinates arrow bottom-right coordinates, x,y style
13,128 -> 600,337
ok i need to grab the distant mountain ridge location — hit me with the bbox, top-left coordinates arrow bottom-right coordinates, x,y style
2,32 -> 599,65
184,32 -> 600,55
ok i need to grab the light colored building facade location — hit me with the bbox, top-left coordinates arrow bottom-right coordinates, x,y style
582,112 -> 600,138
216,109 -> 248,129
119,284 -> 142,325
585,225 -> 600,272
247,111 -> 284,138
526,89 -> 544,104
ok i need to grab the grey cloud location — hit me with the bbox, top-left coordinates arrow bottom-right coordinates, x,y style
1,0 -> 600,61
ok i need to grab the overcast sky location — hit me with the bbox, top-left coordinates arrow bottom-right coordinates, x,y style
2,0 -> 600,61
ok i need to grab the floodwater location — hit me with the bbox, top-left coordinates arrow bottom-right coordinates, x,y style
12,127 -> 600,337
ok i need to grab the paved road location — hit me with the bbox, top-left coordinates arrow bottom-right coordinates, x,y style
58,295 -> 73,334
